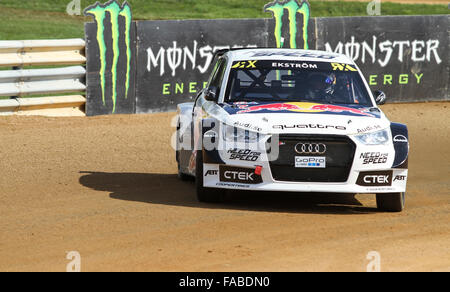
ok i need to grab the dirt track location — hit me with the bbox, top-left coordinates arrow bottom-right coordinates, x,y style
0,102 -> 449,272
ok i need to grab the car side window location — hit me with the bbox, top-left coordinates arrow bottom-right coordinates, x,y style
208,58 -> 227,95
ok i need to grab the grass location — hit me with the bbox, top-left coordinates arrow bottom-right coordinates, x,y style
0,0 -> 448,40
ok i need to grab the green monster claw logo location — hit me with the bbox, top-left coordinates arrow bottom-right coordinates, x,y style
84,0 -> 132,113
264,0 -> 310,49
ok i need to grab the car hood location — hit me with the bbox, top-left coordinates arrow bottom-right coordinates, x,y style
218,101 -> 389,135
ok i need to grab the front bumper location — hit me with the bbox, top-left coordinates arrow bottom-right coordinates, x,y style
202,134 -> 408,194
204,163 -> 407,193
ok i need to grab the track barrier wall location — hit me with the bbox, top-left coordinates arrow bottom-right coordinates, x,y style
0,39 -> 86,116
85,12 -> 448,116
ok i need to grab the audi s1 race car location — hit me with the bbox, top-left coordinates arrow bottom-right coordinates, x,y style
175,48 -> 409,212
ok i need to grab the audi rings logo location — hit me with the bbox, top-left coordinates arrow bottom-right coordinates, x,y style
294,143 -> 327,154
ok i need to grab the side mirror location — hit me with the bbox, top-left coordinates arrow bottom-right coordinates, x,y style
374,90 -> 387,105
204,86 -> 218,102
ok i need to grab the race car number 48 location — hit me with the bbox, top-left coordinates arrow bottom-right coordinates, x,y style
295,156 -> 326,168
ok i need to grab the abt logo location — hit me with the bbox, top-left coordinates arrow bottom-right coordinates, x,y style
219,165 -> 263,184
205,170 -> 218,176
394,175 -> 407,181
356,171 -> 393,187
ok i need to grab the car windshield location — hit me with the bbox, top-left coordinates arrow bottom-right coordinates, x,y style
225,60 -> 373,106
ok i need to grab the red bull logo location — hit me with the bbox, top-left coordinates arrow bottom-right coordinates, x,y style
307,104 -> 373,117
236,102 -> 374,117
237,103 -> 301,114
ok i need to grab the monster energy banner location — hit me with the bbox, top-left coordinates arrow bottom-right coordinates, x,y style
315,15 -> 449,104
84,0 -> 136,115
84,0 -> 448,115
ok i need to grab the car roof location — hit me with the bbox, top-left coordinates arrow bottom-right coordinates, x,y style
225,48 -> 354,65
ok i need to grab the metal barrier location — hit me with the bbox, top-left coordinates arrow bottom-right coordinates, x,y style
0,39 -> 86,116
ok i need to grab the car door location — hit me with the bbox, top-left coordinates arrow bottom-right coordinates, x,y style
192,57 -> 228,154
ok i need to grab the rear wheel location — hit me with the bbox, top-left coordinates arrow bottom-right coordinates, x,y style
376,192 -> 405,212
196,150 -> 225,203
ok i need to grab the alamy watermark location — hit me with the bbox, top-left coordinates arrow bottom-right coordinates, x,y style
66,251 -> 81,272
366,251 -> 381,272
367,0 -> 382,16
66,0 -> 81,16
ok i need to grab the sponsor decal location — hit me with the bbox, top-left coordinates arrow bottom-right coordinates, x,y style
203,130 -> 218,138
271,62 -> 318,69
219,165 -> 263,184
227,149 -> 262,162
216,182 -> 250,188
273,124 -> 346,131
393,135 -> 408,143
264,0 -> 310,49
231,61 -> 258,69
393,175 -> 406,181
236,102 -> 374,117
84,0 -> 132,113
356,171 -> 393,186
331,63 -> 357,72
367,187 -> 396,192
233,121 -> 262,132
295,156 -> 326,168
294,143 -> 326,155
250,51 -> 335,59
205,170 -> 218,176
360,152 -> 388,165
357,125 -> 382,134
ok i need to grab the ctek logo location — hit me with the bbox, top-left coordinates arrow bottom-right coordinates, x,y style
264,0 -> 311,49
219,165 -> 263,184
84,0 -> 132,113
365,175 -> 389,184
225,171 -> 254,181
356,171 -> 393,187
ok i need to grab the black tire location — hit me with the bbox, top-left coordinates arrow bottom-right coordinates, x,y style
195,150 -> 225,203
376,192 -> 405,212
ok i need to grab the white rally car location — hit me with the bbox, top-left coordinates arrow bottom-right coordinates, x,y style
175,48 -> 409,212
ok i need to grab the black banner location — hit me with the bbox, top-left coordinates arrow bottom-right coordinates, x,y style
135,19 -> 268,114
85,13 -> 449,115
315,15 -> 449,103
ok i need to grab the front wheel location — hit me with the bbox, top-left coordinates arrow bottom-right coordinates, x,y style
195,150 -> 225,203
376,192 -> 405,212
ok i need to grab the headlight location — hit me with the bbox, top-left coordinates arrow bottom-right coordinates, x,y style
355,129 -> 389,145
222,125 -> 260,142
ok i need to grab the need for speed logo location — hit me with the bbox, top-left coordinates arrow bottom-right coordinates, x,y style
228,149 -> 261,161
360,152 -> 388,165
